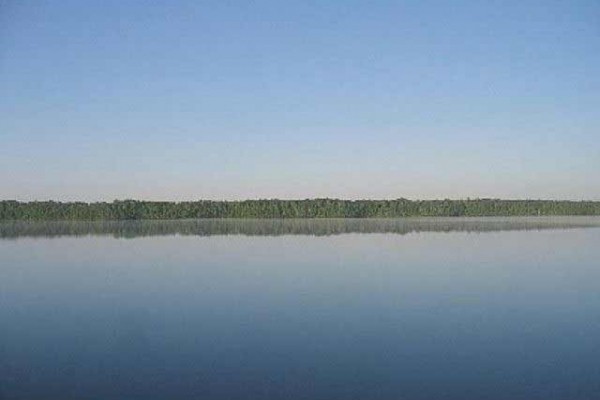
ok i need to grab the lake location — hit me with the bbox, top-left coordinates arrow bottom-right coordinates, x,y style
1,217 -> 599,399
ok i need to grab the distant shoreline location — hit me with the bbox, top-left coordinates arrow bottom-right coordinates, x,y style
2,199 -> 599,220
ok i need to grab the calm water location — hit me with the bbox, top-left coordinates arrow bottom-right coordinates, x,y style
1,217 -> 600,400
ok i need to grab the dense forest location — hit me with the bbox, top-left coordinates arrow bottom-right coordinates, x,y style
1,199 -> 599,220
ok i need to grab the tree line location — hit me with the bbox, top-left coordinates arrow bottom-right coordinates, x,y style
1,199 -> 599,220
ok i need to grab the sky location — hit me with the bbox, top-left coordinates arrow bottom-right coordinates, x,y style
1,0 -> 599,201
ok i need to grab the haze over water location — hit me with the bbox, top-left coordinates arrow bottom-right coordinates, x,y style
1,217 -> 599,399
2,1 -> 599,397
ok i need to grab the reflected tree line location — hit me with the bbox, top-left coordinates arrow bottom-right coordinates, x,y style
1,199 -> 600,221
1,217 -> 599,239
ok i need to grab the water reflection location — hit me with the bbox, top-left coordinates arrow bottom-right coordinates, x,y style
2,219 -> 600,399
1,216 -> 599,239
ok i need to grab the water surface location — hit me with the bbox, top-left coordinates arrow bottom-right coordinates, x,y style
1,217 -> 600,399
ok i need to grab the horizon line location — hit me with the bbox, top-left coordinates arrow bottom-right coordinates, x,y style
3,198 -> 600,204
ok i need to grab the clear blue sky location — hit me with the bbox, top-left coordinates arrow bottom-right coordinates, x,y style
1,0 -> 599,201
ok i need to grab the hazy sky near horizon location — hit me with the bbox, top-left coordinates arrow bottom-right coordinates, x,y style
1,0 -> 599,201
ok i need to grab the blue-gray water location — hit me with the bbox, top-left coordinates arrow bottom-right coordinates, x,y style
1,217 -> 600,399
